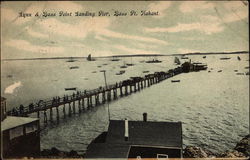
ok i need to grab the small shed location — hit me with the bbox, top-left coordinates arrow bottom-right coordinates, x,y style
1,97 -> 40,158
85,119 -> 183,158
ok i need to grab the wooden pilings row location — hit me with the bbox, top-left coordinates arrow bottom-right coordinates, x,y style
38,74 -> 177,124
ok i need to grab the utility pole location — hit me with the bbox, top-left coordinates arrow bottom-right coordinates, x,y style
102,70 -> 111,121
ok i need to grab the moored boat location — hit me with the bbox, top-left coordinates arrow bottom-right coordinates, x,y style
171,80 -> 180,83
145,59 -> 162,63
69,66 -> 79,69
220,57 -> 231,60
65,88 -> 76,91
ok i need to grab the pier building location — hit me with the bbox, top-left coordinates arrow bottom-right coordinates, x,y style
1,97 -> 40,158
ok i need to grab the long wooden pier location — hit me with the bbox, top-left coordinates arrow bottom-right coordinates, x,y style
7,62 -> 207,124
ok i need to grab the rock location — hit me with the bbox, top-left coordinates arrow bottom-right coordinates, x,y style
184,146 -> 209,158
220,150 -> 246,158
50,147 -> 60,156
40,148 -> 83,158
67,150 -> 79,158
234,134 -> 250,156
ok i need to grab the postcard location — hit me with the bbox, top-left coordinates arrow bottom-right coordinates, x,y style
1,1 -> 249,159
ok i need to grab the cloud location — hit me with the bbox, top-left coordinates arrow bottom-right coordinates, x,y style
148,1 -> 171,18
224,10 -> 248,23
27,29 -> 49,38
1,8 -> 17,22
5,39 -> 64,53
179,1 -> 214,13
145,22 -> 224,35
100,29 -> 168,45
3,1 -> 83,26
37,17 -> 168,45
178,48 -> 200,54
47,1 -> 83,12
95,35 -> 109,42
114,44 -> 161,55
38,17 -> 111,39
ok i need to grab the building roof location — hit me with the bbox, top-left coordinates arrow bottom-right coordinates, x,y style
1,116 -> 39,131
85,120 -> 182,158
106,120 -> 182,148
1,97 -> 6,102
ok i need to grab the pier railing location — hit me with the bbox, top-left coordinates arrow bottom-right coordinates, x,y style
7,62 -> 207,124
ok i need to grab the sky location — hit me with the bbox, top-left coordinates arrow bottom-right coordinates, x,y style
1,1 -> 249,59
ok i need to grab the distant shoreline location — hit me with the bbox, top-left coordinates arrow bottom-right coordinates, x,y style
1,51 -> 249,61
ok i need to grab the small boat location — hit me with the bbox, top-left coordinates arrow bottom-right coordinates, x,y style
208,70 -> 211,72
69,66 -> 79,69
246,72 -> 249,75
92,71 -> 97,73
126,63 -> 134,66
7,75 -> 13,78
234,70 -> 238,72
65,88 -> 76,91
120,65 -> 127,68
145,59 -> 162,63
174,57 -> 181,65
143,71 -> 149,73
237,56 -> 241,61
87,54 -> 96,61
203,56 -> 206,58
120,61 -> 127,68
111,56 -> 120,61
102,64 -> 108,65
171,80 -> 180,83
116,70 -> 125,75
220,57 -> 231,60
66,57 -> 76,62
218,70 -> 222,72
236,73 -> 244,75
97,65 -> 102,68
245,66 -> 249,69
181,56 -> 188,59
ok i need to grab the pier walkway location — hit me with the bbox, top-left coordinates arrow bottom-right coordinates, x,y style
7,62 -> 207,124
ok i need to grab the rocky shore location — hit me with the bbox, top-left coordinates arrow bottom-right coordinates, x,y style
41,134 -> 249,158
184,134 -> 249,158
40,147 -> 84,158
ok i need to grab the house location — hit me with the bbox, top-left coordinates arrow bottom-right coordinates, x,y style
1,97 -> 40,158
85,114 -> 183,158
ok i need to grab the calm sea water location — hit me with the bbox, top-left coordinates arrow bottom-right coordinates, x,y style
1,54 -> 249,154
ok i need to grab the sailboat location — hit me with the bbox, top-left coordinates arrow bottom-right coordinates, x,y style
87,54 -> 96,61
120,61 -> 127,68
66,57 -> 76,62
111,56 -> 120,61
174,57 -> 181,65
126,57 -> 134,66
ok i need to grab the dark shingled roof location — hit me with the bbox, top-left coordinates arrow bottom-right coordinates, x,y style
106,120 -> 182,148
85,120 -> 182,158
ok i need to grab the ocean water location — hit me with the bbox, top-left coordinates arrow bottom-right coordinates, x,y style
1,54 -> 249,154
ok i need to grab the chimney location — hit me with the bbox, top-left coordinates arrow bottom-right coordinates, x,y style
143,112 -> 147,122
124,119 -> 129,141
